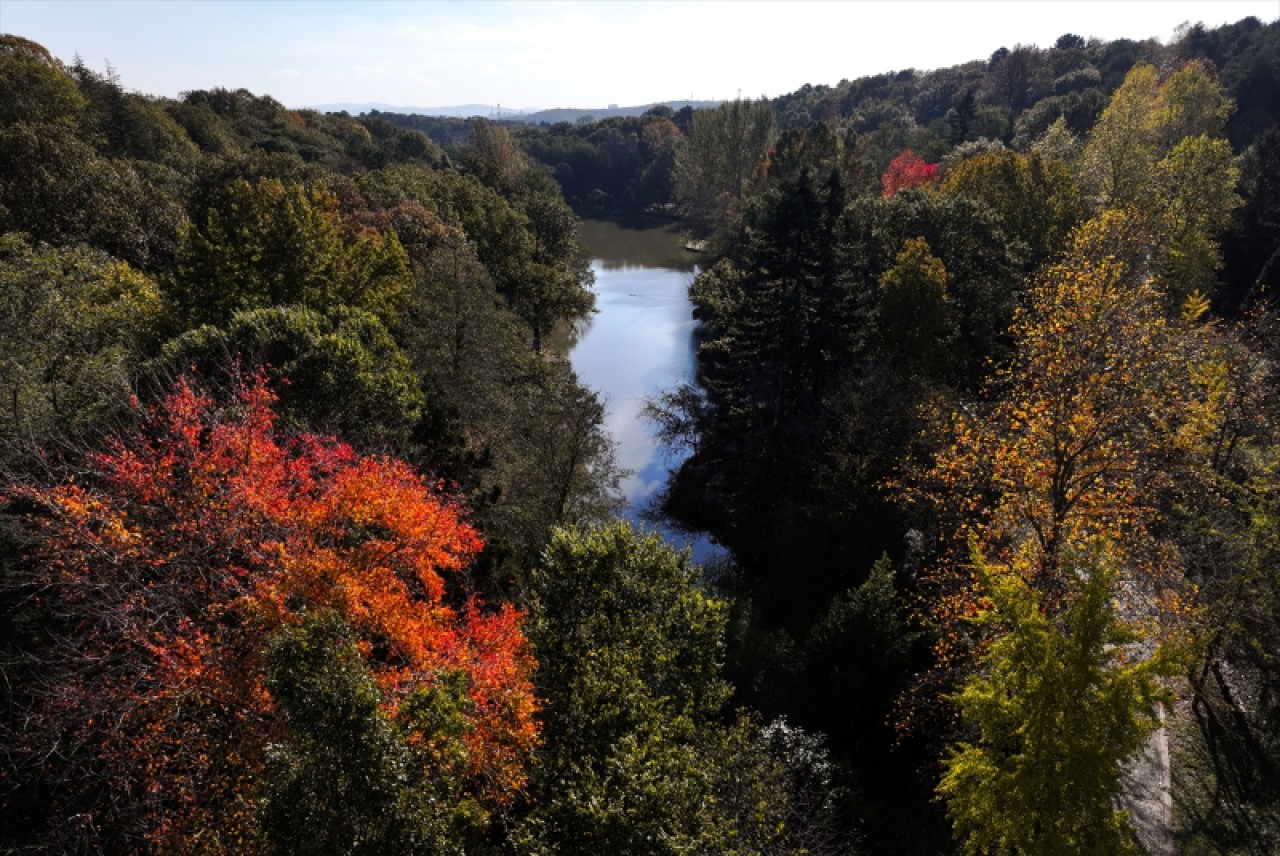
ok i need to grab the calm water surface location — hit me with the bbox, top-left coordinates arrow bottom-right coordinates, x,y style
564,218 -> 723,563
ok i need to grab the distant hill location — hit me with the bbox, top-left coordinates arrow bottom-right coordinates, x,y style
303,100 -> 723,123
513,101 -> 723,124
303,102 -> 533,118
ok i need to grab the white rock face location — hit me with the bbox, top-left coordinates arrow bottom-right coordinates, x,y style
1119,704 -> 1173,856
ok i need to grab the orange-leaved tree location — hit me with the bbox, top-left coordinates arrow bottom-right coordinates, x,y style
1,372 -> 537,852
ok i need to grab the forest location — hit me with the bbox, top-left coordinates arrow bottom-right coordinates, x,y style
1,14 -> 1280,855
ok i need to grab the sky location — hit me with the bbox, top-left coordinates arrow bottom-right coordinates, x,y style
3,1 -> 1277,111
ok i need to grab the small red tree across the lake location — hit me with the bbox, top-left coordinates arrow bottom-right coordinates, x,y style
2,373 -> 538,850
882,148 -> 939,198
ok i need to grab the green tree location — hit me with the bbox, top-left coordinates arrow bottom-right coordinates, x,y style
1080,61 -> 1161,209
674,98 -> 776,235
521,523 -> 730,851
939,544 -> 1182,856
158,304 -> 426,450
511,177 -> 595,352
875,236 -> 953,377
485,369 -> 624,568
939,149 -> 1083,267
71,57 -> 200,169
799,554 -> 923,828
358,165 -> 533,307
172,177 -> 411,327
462,119 -> 530,195
0,234 -> 164,467
1149,133 -> 1242,303
519,523 -> 844,854
260,612 -> 480,855
1088,60 -> 1241,304
0,121 -> 187,270
1155,58 -> 1235,150
1222,125 -> 1280,310
0,36 -> 85,126
349,175 -> 619,571
848,189 -> 1026,383
358,165 -> 593,351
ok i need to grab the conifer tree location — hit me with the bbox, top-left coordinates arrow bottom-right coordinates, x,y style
939,543 -> 1181,856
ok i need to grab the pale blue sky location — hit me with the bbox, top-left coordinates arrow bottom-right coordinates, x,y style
3,1 -> 1276,110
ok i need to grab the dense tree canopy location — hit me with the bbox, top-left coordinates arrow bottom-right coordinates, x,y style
674,98 -> 776,236
4,18 -> 1280,854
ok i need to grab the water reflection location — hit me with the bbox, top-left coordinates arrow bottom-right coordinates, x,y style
578,217 -> 699,273
567,218 -> 724,565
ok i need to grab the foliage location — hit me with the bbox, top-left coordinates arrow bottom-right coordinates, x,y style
797,554 -> 927,839
70,58 -> 201,170
350,165 -> 618,572
1221,124 -> 1280,312
462,119 -> 531,196
4,20 -> 1280,854
0,234 -> 164,468
1164,308 -> 1280,853
851,189 -> 1028,381
887,211 -> 1229,856
939,148 -> 1083,266
938,544 -> 1182,856
508,109 -> 683,212
459,125 -> 597,350
874,236 -> 952,375
529,523 -> 731,735
674,98 -> 776,236
359,164 -> 534,302
0,36 -> 85,126
762,122 -> 867,191
0,374 -> 537,851
259,613 -> 484,855
357,163 -> 594,351
173,87 -> 444,171
1150,133 -> 1242,303
0,120 -> 187,270
669,166 -> 1024,642
908,212 -> 1197,611
1079,61 -> 1163,209
676,153 -> 881,626
519,523 -> 848,854
1071,57 -> 1247,300
520,522 -> 728,851
172,176 -> 412,328
159,304 -> 426,449
509,175 -> 596,352
880,148 -> 938,198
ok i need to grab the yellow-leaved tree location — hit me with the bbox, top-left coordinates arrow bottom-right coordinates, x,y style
903,210 -> 1219,848
1080,59 -> 1241,303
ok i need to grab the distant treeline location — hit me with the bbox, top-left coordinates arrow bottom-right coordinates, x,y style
369,17 -> 1280,222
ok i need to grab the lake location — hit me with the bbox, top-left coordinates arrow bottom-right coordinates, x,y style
560,217 -> 724,564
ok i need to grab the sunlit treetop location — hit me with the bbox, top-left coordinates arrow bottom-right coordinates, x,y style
8,372 -> 538,849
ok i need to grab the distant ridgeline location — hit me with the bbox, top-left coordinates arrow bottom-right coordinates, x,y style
363,100 -> 723,148
514,101 -> 726,125
312,100 -> 725,123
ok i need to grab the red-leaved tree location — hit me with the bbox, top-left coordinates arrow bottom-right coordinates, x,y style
1,373 -> 537,851
881,148 -> 939,198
